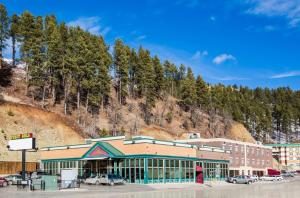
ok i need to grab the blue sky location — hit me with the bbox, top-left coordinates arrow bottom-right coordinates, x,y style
2,0 -> 300,89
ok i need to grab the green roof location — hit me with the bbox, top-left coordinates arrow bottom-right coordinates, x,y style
82,142 -> 124,159
265,143 -> 300,147
98,142 -> 124,156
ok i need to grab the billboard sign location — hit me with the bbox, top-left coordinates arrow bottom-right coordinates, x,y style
8,133 -> 36,151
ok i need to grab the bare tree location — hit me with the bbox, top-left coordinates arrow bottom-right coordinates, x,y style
190,107 -> 205,128
208,108 -> 220,138
223,111 -> 233,137
108,101 -> 123,136
159,92 -> 170,126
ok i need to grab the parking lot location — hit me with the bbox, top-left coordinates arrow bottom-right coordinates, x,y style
0,177 -> 299,198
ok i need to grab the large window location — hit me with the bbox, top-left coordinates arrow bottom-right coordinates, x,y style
119,158 -> 144,183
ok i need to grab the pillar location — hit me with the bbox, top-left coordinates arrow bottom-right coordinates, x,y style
144,158 -> 148,184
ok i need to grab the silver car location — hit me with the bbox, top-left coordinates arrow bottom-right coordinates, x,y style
85,176 -> 102,185
5,175 -> 22,185
99,174 -> 126,186
232,175 -> 254,184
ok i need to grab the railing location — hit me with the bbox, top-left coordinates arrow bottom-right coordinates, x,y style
58,180 -> 80,190
30,180 -> 45,191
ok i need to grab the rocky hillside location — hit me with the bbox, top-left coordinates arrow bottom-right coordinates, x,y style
0,102 -> 84,162
0,67 -> 255,149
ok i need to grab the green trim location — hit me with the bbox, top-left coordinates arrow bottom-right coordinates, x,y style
114,154 -> 199,161
82,142 -> 124,158
43,153 -> 229,164
41,143 -> 91,150
265,143 -> 300,147
42,158 -> 82,162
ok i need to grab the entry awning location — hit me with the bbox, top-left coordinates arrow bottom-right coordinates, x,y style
81,142 -> 124,160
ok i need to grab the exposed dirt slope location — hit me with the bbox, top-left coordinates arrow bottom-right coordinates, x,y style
0,103 -> 84,162
227,122 -> 256,143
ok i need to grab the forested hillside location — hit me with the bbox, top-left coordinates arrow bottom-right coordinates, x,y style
0,4 -> 299,142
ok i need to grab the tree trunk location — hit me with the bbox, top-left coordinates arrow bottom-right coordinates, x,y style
42,85 -> 46,108
0,48 -> 2,69
25,65 -> 29,95
64,85 -> 68,115
77,84 -> 81,124
12,38 -> 16,67
52,86 -> 56,106
85,91 -> 89,113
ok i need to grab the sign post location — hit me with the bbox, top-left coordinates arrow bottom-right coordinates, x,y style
22,150 -> 26,181
7,133 -> 36,184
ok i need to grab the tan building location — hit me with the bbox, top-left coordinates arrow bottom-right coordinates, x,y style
40,136 -> 230,184
177,138 -> 273,176
266,143 -> 300,171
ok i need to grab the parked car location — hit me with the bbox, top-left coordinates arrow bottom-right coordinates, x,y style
5,174 -> 22,185
0,177 -> 8,187
85,176 -> 102,185
249,175 -> 259,182
260,175 -> 281,181
274,175 -> 284,181
227,176 -> 237,183
282,172 -> 294,177
231,175 -> 253,184
99,174 -> 126,186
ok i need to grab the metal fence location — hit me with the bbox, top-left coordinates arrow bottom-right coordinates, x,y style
58,180 -> 80,190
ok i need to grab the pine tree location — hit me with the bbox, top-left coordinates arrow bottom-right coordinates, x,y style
44,15 -> 60,105
58,22 -> 71,115
113,39 -> 130,104
163,60 -> 178,96
19,11 -> 36,87
0,4 -> 9,68
140,49 -> 156,124
128,48 -> 138,98
152,55 -> 164,96
180,67 -> 196,111
29,16 -> 46,100
10,14 -> 20,67
195,75 -> 209,109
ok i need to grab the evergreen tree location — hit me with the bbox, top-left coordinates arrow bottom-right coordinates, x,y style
163,60 -> 178,97
195,75 -> 209,109
10,14 -> 20,67
0,4 -> 9,68
44,15 -> 60,105
29,16 -> 46,99
140,49 -> 156,124
180,67 -> 196,111
113,39 -> 130,104
152,55 -> 164,96
19,11 -> 36,86
128,48 -> 138,98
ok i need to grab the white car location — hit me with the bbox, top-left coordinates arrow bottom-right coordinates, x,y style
249,175 -> 259,182
99,174 -> 126,186
274,175 -> 284,181
84,176 -> 101,185
260,175 -> 282,181
4,175 -> 22,185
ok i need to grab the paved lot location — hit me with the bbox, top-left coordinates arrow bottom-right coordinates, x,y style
1,177 -> 300,198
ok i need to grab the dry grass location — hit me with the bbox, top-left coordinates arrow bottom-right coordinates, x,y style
227,122 -> 256,143
0,103 -> 84,162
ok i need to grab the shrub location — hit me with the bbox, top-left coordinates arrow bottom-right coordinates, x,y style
165,112 -> 173,124
182,120 -> 190,130
98,128 -> 108,137
7,109 -> 14,116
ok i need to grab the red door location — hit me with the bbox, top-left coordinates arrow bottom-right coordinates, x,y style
196,166 -> 203,184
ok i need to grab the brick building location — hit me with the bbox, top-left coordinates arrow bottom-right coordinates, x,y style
265,143 -> 300,171
177,138 -> 273,176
